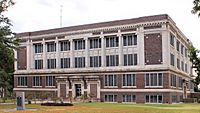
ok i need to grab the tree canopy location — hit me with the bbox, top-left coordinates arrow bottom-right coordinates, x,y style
0,0 -> 18,98
189,46 -> 200,85
192,0 -> 200,17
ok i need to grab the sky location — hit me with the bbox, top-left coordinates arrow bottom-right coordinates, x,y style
5,0 -> 200,49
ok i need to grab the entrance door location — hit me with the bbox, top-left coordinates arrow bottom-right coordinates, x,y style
60,84 -> 66,98
75,84 -> 81,97
183,85 -> 187,99
90,84 -> 97,98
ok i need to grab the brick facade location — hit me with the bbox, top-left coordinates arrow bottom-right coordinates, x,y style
144,33 -> 162,65
14,14 -> 194,104
17,47 -> 27,70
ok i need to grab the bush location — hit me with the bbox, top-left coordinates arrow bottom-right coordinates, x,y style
41,103 -> 73,106
198,99 -> 200,103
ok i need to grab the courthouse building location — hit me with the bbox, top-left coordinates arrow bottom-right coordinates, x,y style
14,14 -> 194,103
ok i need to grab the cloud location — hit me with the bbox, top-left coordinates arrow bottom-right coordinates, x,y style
4,0 -> 200,48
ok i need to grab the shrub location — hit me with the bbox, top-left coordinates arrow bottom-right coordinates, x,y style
41,103 -> 73,106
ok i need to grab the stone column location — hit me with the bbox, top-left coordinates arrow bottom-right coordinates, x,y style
56,37 -> 60,68
14,49 -> 18,71
137,26 -> 144,66
97,80 -> 101,98
42,38 -> 46,69
70,39 -> 74,68
101,32 -> 105,67
118,30 -> 123,66
85,37 -> 89,67
161,24 -> 170,66
26,39 -> 30,70
30,40 -> 34,70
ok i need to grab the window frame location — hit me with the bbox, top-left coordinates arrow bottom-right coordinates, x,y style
123,34 -> 137,46
34,59 -> 43,69
145,95 -> 163,103
104,95 -> 117,102
34,43 -> 43,53
89,37 -> 101,49
106,55 -> 119,67
17,76 -> 28,87
33,76 -> 42,87
75,57 -> 85,68
90,56 -> 101,67
45,76 -> 55,87
104,75 -> 117,87
145,73 -> 163,87
47,59 -> 56,69
105,35 -> 119,48
46,42 -> 56,52
60,41 -> 70,51
60,58 -> 70,68
122,74 -> 136,87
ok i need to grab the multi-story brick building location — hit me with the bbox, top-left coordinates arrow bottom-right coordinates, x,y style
14,14 -> 194,104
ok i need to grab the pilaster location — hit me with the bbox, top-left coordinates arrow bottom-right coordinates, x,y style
118,30 -> 123,66
26,39 -> 30,70
85,37 -> 89,67
101,32 -> 105,67
42,38 -> 46,69
70,39 -> 74,68
56,37 -> 60,68
137,26 -> 144,66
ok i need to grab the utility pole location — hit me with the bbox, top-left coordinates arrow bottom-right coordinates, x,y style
60,5 -> 63,27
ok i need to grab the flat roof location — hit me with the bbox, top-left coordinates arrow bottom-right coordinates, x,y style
16,14 -> 169,37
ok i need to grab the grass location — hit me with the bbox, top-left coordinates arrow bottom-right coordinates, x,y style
0,102 -> 200,113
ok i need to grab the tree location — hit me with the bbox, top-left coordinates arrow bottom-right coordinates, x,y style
188,45 -> 200,91
0,0 -> 18,98
192,0 -> 200,17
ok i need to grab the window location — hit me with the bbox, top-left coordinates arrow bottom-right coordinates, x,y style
170,33 -> 175,46
33,76 -> 42,86
171,95 -> 178,103
145,73 -> 163,86
185,63 -> 188,73
178,76 -> 182,88
177,58 -> 180,69
60,41 -> 70,51
176,40 -> 180,51
122,74 -> 136,86
124,54 -> 137,66
181,44 -> 184,55
34,43 -> 43,53
106,55 -> 119,67
46,42 -> 56,52
146,95 -> 163,103
170,53 -> 175,66
35,60 -> 43,69
90,56 -> 101,67
105,36 -> 119,48
181,61 -> 184,71
123,95 -> 136,102
75,57 -> 85,68
171,74 -> 176,87
190,66 -> 193,75
74,39 -> 85,50
89,38 -> 101,49
185,48 -> 188,57
105,95 -> 117,102
60,58 -> 70,68
190,81 -> 194,90
123,34 -> 137,46
17,76 -> 27,86
46,76 -> 55,86
104,75 -> 117,86
47,59 -> 56,69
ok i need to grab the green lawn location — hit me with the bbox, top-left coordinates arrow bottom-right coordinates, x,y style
0,103 -> 200,113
